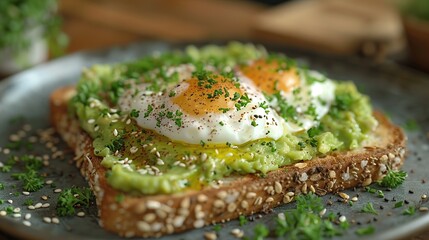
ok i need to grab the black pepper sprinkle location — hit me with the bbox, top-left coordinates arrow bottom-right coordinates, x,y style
373,217 -> 378,222
392,197 -> 397,201
380,205 -> 384,210
405,200 -> 410,204
409,190 -> 414,194
384,198 -> 389,202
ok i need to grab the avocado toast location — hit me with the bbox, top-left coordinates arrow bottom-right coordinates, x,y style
50,43 -> 406,237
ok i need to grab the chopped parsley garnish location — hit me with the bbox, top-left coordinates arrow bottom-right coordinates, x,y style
106,137 -> 125,153
404,119 -> 420,131
361,202 -> 378,215
305,104 -> 318,119
365,186 -> 377,194
355,225 -> 375,236
378,169 -> 407,188
274,193 -> 345,239
394,201 -> 404,208
330,92 -> 354,117
11,155 -> 44,192
3,206 -> 13,215
235,93 -> 251,111
307,125 -> 324,138
12,170 -> 44,192
251,120 -> 258,127
168,91 -> 176,97
253,224 -> 269,240
56,187 -> 94,217
200,140 -> 206,147
272,92 -> 297,122
23,199 -> 34,206
219,108 -> 230,113
403,206 -> 416,216
232,92 -> 241,101
129,109 -> 140,118
213,224 -> 222,232
219,121 -> 225,126
0,183 -> 4,190
376,190 -> 384,198
144,105 -> 154,118
239,215 -> 248,226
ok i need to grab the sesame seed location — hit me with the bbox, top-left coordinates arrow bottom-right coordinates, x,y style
204,231 -> 217,240
274,181 -> 282,194
23,220 -> 31,227
420,207 -> 429,212
27,205 -> 35,210
339,215 -> 347,222
147,200 -> 161,209
24,213 -> 31,220
87,119 -> 95,124
3,148 -> 10,154
13,213 -> 21,218
41,196 -> 48,201
7,199 -> 13,204
351,197 -> 358,202
422,194 -> 427,200
77,211 -> 85,217
193,219 -> 205,228
45,180 -> 53,185
339,192 -> 350,200
197,194 -> 208,203
52,217 -> 60,224
13,208 -> 20,213
42,203 -> 50,208
0,211 -> 6,216
156,159 -> 165,165
130,146 -> 138,154
231,228 -> 244,238
113,129 -> 118,136
217,191 -> 227,199
22,191 -> 30,196
246,192 -> 256,199
43,217 -> 52,223
319,208 -> 327,217
54,189 -> 62,193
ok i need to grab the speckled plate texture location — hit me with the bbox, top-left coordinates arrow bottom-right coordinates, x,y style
0,42 -> 428,240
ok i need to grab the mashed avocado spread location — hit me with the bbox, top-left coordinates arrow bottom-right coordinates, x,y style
70,42 -> 377,195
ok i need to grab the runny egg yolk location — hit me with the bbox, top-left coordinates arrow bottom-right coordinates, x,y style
172,76 -> 243,116
240,59 -> 300,94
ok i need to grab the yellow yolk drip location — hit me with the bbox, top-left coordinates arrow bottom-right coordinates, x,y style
172,76 -> 243,116
240,59 -> 300,94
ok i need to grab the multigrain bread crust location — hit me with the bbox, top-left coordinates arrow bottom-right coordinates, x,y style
50,86 -> 407,238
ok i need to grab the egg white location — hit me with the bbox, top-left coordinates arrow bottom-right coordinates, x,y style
119,65 -> 285,145
237,69 -> 335,133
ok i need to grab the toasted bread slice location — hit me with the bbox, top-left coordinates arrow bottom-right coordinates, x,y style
50,86 -> 406,238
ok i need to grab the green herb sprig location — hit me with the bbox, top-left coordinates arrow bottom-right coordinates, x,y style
56,187 -> 94,217
378,169 -> 407,188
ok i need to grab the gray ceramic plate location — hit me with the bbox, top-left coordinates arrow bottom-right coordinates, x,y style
0,42 -> 428,240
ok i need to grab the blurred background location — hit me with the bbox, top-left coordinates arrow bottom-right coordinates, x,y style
1,0 -> 429,78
